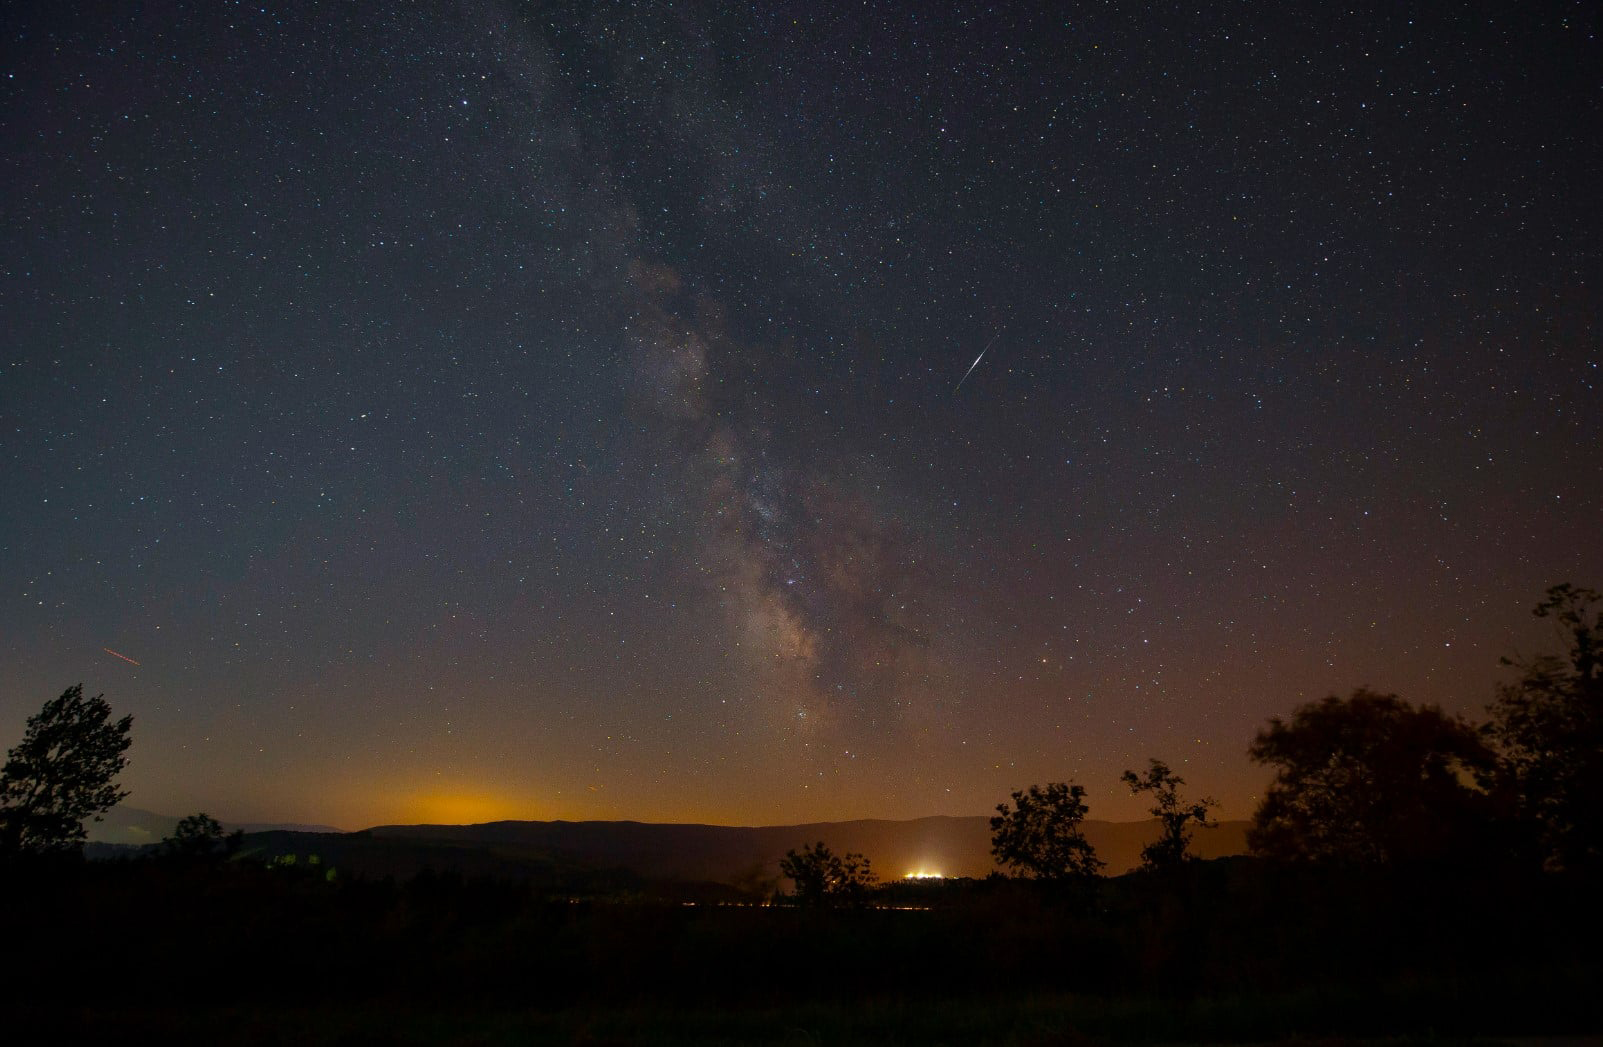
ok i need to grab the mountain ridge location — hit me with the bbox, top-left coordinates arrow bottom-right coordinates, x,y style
363,813 -> 1251,880
91,806 -> 1251,882
85,806 -> 347,845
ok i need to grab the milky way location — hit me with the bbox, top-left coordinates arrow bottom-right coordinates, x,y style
2,1 -> 1598,827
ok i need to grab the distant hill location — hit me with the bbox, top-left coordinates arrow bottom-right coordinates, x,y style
88,807 -> 1249,885
361,815 -> 1251,883
85,806 -> 345,846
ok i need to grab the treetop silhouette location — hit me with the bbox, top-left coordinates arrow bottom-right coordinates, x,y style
990,781 -> 1104,881
1247,688 -> 1493,865
0,684 -> 133,856
1487,583 -> 1603,872
779,840 -> 877,907
1121,758 -> 1218,871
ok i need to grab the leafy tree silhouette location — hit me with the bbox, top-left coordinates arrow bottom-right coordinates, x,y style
1487,583 -> 1603,872
1248,688 -> 1493,864
162,812 -> 244,861
990,782 -> 1104,881
1121,758 -> 1218,871
0,684 -> 133,856
779,841 -> 877,907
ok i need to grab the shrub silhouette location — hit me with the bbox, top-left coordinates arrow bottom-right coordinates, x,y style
161,812 -> 244,862
778,841 -> 877,906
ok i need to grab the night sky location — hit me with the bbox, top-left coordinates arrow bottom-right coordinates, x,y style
3,2 -> 1599,830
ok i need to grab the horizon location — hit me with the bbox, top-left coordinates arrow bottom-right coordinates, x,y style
97,800 -> 1259,838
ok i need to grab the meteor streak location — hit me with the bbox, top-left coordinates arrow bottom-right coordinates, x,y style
102,647 -> 141,666
953,330 -> 1002,394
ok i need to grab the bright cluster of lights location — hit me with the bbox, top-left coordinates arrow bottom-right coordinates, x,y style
902,870 -> 944,880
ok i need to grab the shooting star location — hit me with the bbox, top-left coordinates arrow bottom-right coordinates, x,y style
954,330 -> 1002,394
102,647 -> 141,667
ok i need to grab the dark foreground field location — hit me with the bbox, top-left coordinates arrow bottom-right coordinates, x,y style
3,856 -> 1598,1046
16,994 -> 1601,1047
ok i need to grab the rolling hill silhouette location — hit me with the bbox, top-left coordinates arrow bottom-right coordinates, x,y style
92,808 -> 1248,886
346,815 -> 1249,884
85,806 -> 345,846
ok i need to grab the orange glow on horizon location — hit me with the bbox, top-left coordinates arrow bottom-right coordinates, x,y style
403,791 -> 537,826
309,786 -> 780,831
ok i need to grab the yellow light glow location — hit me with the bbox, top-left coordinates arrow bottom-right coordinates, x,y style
406,791 -> 526,825
903,870 -> 944,880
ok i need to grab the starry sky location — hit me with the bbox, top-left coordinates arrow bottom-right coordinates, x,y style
3,1 -> 1599,830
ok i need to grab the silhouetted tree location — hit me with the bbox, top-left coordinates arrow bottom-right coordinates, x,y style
162,812 -> 243,861
0,684 -> 133,856
1487,583 -> 1603,872
990,782 -> 1104,881
1121,758 -> 1218,871
1247,688 -> 1494,864
779,841 -> 877,907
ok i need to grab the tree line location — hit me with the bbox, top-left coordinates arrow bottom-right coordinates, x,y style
3,585 -> 1598,889
782,583 -> 1600,903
